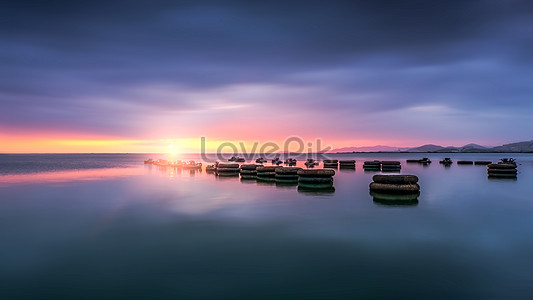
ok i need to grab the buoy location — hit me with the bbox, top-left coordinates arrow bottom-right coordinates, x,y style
297,169 -> 335,177
297,168 -> 335,189
275,167 -> 301,183
381,161 -> 401,165
323,159 -> 339,168
487,163 -> 516,169
216,163 -> 240,176
488,163 -> 517,178
363,161 -> 381,171
339,160 -> 356,168
380,161 -> 401,172
217,163 -> 239,168
369,175 -> 420,195
257,166 -> 282,181
239,164 -> 261,178
240,164 -> 259,170
372,175 -> 418,184
369,182 -> 420,193
239,169 -> 256,174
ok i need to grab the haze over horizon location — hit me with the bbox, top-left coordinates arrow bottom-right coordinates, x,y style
1,0 -> 532,153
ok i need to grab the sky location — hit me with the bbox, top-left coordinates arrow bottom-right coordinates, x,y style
1,0 -> 532,153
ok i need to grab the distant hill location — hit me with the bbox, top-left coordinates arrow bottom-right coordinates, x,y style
461,143 -> 488,150
433,143 -> 489,153
331,145 -> 407,152
332,140 -> 533,153
491,140 -> 533,152
459,143 -> 489,152
407,144 -> 445,152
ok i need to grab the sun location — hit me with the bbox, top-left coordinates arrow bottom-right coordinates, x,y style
167,144 -> 181,160
168,144 -> 178,154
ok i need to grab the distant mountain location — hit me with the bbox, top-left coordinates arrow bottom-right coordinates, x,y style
458,143 -> 489,152
332,140 -> 533,153
406,144 -> 445,152
491,140 -> 533,152
433,143 -> 490,153
461,143 -> 488,150
433,146 -> 461,153
331,145 -> 407,152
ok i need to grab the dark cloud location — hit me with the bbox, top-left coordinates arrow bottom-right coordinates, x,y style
1,0 -> 532,142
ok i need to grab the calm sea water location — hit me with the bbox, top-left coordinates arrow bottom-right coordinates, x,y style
1,153 -> 532,299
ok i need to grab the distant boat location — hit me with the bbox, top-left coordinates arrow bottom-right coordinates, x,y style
305,158 -> 319,166
169,160 -> 184,168
407,158 -> 431,164
439,158 -> 453,165
182,160 -> 202,169
499,158 -> 516,165
284,158 -> 297,166
153,159 -> 168,167
144,158 -> 154,164
229,156 -> 245,162
256,157 -> 267,163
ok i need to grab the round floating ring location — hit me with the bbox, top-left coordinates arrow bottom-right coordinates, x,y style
373,175 -> 419,184
369,182 -> 420,193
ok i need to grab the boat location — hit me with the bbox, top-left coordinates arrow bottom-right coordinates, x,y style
256,157 -> 267,163
153,159 -> 169,167
305,158 -> 319,166
407,158 -> 431,164
272,157 -> 282,165
499,158 -> 516,165
182,160 -> 202,169
169,160 -> 184,168
284,158 -> 297,166
439,158 -> 453,165
144,158 -> 154,164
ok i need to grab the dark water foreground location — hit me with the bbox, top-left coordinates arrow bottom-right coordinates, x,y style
0,153 -> 532,299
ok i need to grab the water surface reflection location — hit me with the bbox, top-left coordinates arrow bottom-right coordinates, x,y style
1,154 -> 533,299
